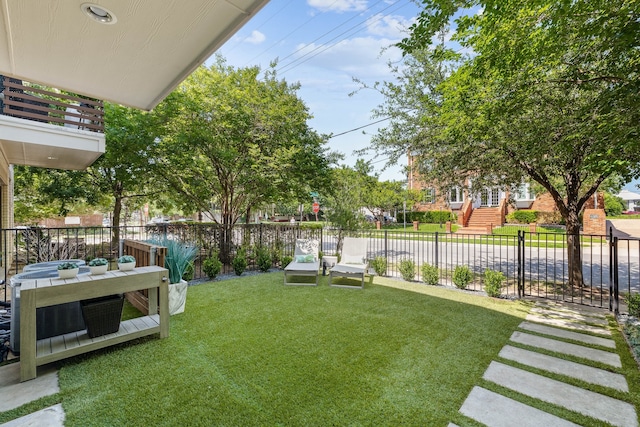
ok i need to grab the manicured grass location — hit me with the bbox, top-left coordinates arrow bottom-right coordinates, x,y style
48,274 -> 528,426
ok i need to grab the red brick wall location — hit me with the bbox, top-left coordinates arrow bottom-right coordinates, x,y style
583,209 -> 606,235
39,214 -> 103,228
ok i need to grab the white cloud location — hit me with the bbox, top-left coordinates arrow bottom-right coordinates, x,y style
288,36 -> 403,80
245,30 -> 266,44
307,0 -> 367,13
365,14 -> 414,38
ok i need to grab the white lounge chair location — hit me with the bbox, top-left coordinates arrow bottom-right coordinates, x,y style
329,237 -> 368,289
284,239 -> 320,286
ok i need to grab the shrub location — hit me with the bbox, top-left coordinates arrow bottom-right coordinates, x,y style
506,210 -> 538,224
281,255 -> 293,268
232,247 -> 247,276
625,293 -> 640,317
256,246 -> 272,272
604,192 -> 625,216
421,263 -> 439,286
400,211 -> 456,223
452,265 -> 473,289
182,262 -> 195,281
371,256 -> 387,276
202,251 -> 222,279
399,259 -> 416,281
483,269 -> 504,298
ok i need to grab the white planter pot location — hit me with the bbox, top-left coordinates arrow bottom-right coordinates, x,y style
168,280 -> 188,315
58,268 -> 79,279
90,264 -> 109,275
118,261 -> 136,271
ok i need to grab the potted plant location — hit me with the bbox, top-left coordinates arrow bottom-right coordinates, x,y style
57,262 -> 79,279
149,238 -> 198,315
117,255 -> 136,271
88,257 -> 109,275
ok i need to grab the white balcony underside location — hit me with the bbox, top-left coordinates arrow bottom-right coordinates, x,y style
0,115 -> 104,170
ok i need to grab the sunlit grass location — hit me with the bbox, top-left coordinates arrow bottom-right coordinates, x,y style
48,273 -> 528,426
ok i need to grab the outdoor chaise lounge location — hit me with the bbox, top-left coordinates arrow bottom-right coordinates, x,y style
329,237 -> 368,289
284,239 -> 320,286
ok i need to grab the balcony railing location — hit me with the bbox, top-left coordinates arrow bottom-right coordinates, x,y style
0,75 -> 104,133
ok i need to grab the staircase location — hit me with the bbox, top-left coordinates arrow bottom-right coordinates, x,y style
456,207 -> 502,234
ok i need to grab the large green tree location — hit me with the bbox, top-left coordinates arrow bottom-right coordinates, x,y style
367,0 -> 640,286
154,59 -> 331,258
88,102 -> 159,242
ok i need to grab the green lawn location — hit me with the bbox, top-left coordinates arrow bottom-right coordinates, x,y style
2,274 -> 530,426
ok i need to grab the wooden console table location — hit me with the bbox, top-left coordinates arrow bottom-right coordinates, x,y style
20,266 -> 169,381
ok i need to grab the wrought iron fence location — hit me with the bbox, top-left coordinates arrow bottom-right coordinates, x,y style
0,224 -> 633,313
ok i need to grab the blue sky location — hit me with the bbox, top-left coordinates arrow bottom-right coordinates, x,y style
214,0 -> 422,182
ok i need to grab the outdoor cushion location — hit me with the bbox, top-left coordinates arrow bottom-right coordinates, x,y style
295,254 -> 315,263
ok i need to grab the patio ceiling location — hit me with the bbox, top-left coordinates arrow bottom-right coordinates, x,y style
0,0 -> 269,110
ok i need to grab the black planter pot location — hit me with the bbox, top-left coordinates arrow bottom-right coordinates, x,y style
80,294 -> 125,338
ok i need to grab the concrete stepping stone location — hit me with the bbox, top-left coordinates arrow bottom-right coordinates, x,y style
530,307 -> 609,325
484,362 -> 637,427
519,321 -> 616,349
535,302 -> 608,319
0,363 -> 59,412
510,331 -> 621,367
460,386 -> 580,427
525,313 -> 612,335
499,345 -> 629,392
0,404 -> 65,427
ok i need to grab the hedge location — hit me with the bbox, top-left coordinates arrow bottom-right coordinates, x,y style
505,210 -> 537,224
400,211 -> 456,223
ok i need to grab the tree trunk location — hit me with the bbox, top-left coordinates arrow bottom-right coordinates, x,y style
112,195 -> 123,252
565,212 -> 584,290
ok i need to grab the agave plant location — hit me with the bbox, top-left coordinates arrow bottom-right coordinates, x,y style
149,238 -> 198,284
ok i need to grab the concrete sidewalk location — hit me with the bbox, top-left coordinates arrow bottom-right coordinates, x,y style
0,363 -> 63,426
454,301 -> 638,427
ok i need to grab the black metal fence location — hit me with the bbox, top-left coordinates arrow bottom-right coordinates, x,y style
1,224 -> 635,312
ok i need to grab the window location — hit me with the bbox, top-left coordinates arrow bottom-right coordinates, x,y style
449,187 -> 461,203
422,188 -> 435,204
515,183 -> 534,200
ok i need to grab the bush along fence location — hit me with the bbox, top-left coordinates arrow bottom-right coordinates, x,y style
0,224 -> 636,312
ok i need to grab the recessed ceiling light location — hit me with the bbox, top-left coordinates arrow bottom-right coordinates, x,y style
81,3 -> 117,24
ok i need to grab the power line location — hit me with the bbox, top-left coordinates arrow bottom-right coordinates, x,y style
277,1 -> 411,75
329,117 -> 391,138
237,0 -> 344,68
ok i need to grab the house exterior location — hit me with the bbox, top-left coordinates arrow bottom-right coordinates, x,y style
0,0 -> 269,275
408,154 -> 603,231
617,189 -> 640,212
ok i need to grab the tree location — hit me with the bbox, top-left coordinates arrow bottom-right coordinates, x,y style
366,0 -> 640,287
322,165 -> 368,254
354,160 -> 405,223
13,166 -> 99,224
87,102 -> 158,243
154,59 -> 331,259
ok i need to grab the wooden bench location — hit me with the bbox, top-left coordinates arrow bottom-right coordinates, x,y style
20,266 -> 169,381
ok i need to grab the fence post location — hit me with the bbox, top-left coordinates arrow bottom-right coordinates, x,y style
384,230 -> 388,259
434,232 -> 439,268
609,227 -> 613,312
613,236 -> 619,315
517,230 -> 523,298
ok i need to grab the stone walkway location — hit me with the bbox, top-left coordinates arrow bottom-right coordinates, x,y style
450,302 -> 638,427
